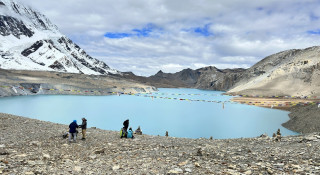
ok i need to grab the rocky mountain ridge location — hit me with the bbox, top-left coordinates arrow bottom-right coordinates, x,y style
0,0 -> 118,75
124,46 -> 320,97
121,66 -> 246,91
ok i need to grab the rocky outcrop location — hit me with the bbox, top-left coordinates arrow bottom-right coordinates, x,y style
0,15 -> 34,38
194,67 -> 245,91
1,113 -> 320,174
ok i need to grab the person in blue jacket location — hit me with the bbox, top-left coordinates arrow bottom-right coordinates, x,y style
69,120 -> 79,142
127,127 -> 134,139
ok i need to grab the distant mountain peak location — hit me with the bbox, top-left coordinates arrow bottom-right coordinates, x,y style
0,0 -> 119,75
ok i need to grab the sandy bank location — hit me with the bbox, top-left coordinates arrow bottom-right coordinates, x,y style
1,113 -> 320,174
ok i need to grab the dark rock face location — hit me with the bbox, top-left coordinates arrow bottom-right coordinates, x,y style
0,15 -> 34,38
49,61 -> 66,72
0,1 -> 5,6
21,41 -> 44,56
195,67 -> 246,91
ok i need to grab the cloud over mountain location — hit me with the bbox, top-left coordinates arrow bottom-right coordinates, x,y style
23,0 -> 320,76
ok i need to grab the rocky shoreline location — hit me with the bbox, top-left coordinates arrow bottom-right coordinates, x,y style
0,69 -> 157,98
1,113 -> 320,174
231,97 -> 320,134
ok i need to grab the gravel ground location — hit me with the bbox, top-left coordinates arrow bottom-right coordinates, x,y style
1,113 -> 320,174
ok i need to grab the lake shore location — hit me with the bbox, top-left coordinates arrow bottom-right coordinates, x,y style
231,97 -> 320,134
0,69 -> 157,97
1,113 -> 320,174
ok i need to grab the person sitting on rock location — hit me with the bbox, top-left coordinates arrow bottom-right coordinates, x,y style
127,127 -> 134,139
135,126 -> 142,135
69,120 -> 79,142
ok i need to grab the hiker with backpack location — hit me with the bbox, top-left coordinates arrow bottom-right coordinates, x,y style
69,120 -> 79,142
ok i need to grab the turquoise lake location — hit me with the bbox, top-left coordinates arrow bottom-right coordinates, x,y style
0,88 -> 298,139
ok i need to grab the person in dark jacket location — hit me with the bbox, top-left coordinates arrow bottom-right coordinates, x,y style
69,120 -> 79,142
79,118 -> 87,140
121,119 -> 129,138
123,119 -> 129,131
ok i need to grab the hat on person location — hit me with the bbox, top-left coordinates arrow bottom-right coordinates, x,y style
82,117 -> 86,120
73,120 -> 77,123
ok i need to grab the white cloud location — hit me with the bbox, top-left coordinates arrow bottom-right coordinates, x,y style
19,0 -> 320,76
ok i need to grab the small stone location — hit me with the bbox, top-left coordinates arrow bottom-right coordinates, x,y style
94,148 -> 105,154
228,164 -> 236,169
185,168 -> 192,173
168,168 -> 183,174
17,154 -> 27,157
244,170 -> 252,175
30,141 -> 40,146
178,161 -> 188,166
196,148 -> 202,156
112,165 -> 120,170
267,168 -> 273,174
25,172 -> 34,175
194,162 -> 200,167
43,154 -> 50,159
89,155 -> 97,159
74,166 -> 82,172
292,164 -> 301,169
0,149 -> 9,155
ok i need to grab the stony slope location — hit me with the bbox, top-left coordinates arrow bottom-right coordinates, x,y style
0,0 -> 118,75
1,113 -> 320,174
228,46 -> 320,97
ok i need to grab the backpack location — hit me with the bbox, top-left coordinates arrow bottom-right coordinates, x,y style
120,128 -> 127,138
127,130 -> 133,138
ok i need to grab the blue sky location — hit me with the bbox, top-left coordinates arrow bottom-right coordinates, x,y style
24,0 -> 320,76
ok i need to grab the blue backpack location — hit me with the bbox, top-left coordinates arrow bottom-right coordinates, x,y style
127,130 -> 133,138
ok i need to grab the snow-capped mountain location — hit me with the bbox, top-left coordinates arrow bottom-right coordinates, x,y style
0,0 -> 119,75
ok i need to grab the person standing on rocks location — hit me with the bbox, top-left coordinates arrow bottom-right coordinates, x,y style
79,118 -> 87,140
69,120 -> 79,142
